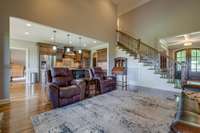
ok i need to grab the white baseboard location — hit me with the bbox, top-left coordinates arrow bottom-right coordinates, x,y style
0,99 -> 10,105
128,84 -> 182,93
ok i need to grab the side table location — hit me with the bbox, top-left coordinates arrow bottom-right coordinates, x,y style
85,78 -> 99,98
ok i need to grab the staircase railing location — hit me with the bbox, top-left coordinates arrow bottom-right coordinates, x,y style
117,30 -> 187,89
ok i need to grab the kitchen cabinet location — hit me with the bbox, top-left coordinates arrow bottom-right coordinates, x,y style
97,48 -> 107,62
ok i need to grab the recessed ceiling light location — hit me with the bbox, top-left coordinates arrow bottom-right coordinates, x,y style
26,23 -> 32,27
50,37 -> 54,40
93,41 -> 97,43
69,41 -> 72,44
25,32 -> 29,35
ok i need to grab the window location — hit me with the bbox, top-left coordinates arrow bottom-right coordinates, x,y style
191,49 -> 200,72
176,50 -> 186,71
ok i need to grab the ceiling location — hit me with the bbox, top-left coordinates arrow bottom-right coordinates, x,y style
10,17 -> 105,49
112,0 -> 152,16
159,31 -> 200,49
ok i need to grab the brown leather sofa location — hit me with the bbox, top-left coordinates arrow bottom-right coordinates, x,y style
91,67 -> 116,94
47,68 -> 86,108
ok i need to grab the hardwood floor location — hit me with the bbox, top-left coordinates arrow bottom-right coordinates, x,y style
0,82 -> 52,133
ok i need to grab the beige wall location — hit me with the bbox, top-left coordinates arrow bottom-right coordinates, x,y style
0,0 -> 117,100
119,0 -> 200,48
10,49 -> 26,65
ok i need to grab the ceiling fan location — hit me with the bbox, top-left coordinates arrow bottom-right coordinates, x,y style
183,35 -> 192,46
167,34 -> 196,46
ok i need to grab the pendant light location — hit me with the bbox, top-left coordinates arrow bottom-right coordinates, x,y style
67,34 -> 70,52
78,37 -> 82,54
64,34 -> 75,57
52,30 -> 57,51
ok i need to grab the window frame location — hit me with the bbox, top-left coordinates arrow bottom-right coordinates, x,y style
191,49 -> 200,72
175,49 -> 186,71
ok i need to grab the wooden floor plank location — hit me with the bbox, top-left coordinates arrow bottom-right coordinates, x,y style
0,82 -> 52,133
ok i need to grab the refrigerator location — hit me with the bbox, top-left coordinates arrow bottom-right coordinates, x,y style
40,55 -> 56,84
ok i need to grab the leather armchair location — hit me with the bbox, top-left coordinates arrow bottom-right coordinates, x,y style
170,91 -> 200,132
47,68 -> 86,108
91,67 -> 116,94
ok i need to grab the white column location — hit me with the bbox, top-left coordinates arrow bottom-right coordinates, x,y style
0,16 -> 10,100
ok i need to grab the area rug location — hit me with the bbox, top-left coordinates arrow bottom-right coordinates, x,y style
32,90 -> 176,133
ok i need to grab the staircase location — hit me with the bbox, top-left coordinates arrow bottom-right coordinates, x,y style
116,31 -> 186,92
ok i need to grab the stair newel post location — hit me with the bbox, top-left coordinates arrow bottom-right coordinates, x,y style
181,63 -> 187,88
137,39 -> 141,62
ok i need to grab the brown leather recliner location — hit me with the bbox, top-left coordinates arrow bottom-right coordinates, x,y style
91,67 -> 116,94
170,91 -> 200,133
47,68 -> 86,108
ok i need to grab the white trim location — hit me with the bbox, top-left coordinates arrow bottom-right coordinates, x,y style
0,99 -> 10,105
129,85 -> 182,93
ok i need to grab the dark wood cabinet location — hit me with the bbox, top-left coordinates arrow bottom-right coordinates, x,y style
82,50 -> 90,59
81,50 -> 91,68
97,48 -> 107,62
38,43 -> 91,68
38,43 -> 57,55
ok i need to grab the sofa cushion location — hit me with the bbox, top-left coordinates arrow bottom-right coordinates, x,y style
52,68 -> 69,77
52,77 -> 69,87
59,95 -> 81,106
59,85 -> 81,98
51,68 -> 73,87
92,67 -> 105,80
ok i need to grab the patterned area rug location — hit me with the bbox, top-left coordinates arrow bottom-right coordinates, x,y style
32,90 -> 176,133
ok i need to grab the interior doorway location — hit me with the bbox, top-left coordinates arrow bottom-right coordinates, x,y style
10,48 -> 26,82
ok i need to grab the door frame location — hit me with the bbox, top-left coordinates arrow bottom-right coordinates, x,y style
175,48 -> 200,80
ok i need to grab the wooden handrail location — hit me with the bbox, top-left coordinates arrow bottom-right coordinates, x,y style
116,30 -> 138,41
117,30 -> 181,65
117,30 -> 158,52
